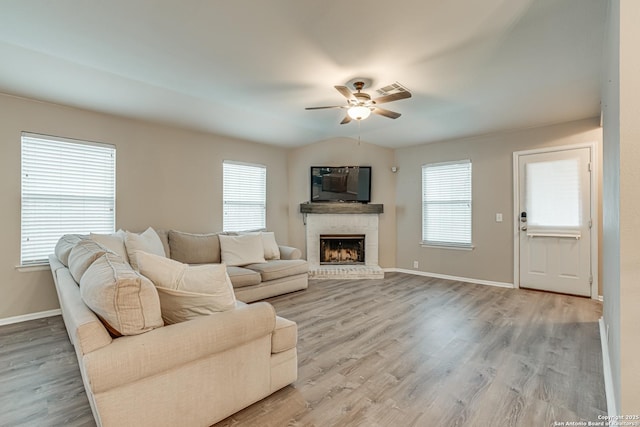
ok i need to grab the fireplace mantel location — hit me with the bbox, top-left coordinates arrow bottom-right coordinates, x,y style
300,202 -> 383,214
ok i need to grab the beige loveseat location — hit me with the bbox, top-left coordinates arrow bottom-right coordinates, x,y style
48,229 -> 304,427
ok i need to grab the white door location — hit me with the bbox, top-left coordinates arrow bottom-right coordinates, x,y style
518,147 -> 592,296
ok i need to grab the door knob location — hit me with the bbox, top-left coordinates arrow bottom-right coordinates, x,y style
521,226 -> 527,231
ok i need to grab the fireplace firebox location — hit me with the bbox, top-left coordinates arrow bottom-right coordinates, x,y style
319,234 -> 365,265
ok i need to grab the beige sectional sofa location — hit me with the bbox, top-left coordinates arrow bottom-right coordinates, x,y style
163,229 -> 309,302
48,228 -> 307,427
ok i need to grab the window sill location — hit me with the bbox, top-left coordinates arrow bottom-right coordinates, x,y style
16,263 -> 51,272
420,243 -> 475,251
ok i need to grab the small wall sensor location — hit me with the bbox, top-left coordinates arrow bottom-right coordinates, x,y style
391,166 -> 398,173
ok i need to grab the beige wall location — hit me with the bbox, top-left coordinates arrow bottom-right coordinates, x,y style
0,93 -> 290,320
604,0 -> 640,414
287,138 -> 397,268
395,118 -> 603,287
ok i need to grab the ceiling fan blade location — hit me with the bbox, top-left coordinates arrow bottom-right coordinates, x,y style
372,91 -> 412,104
340,114 -> 352,125
335,86 -> 357,102
372,107 -> 401,119
305,105 -> 344,110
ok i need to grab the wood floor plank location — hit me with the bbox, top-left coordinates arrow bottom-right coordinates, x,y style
0,273 -> 606,426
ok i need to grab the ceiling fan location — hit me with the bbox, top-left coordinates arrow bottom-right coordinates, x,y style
305,81 -> 412,124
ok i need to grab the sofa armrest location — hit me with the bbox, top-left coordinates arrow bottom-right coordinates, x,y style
278,245 -> 302,260
50,255 -> 113,354
83,301 -> 277,394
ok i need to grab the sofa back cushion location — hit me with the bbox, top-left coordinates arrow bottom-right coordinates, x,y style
136,251 -> 236,324
168,230 -> 221,264
55,234 -> 88,267
68,239 -> 110,283
155,229 -> 171,259
80,252 -> 163,336
219,233 -> 266,267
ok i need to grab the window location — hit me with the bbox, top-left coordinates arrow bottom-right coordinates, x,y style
422,160 -> 472,248
223,161 -> 266,232
526,159 -> 581,227
21,133 -> 115,265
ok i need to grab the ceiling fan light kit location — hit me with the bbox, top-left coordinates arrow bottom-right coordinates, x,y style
347,105 -> 372,120
306,80 -> 412,124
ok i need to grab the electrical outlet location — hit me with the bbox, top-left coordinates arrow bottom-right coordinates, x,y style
413,260 -> 419,269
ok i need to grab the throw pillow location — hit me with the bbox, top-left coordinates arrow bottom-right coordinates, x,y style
124,227 -> 166,270
218,233 -> 266,267
261,232 -> 281,260
168,230 -> 221,264
90,230 -> 129,262
239,231 -> 280,260
80,252 -> 164,336
136,251 -> 236,324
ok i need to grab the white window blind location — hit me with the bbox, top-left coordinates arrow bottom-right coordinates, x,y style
422,160 -> 472,247
21,133 -> 115,265
525,159 -> 581,227
223,161 -> 266,232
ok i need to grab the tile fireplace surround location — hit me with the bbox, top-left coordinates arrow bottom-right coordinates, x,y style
303,205 -> 384,279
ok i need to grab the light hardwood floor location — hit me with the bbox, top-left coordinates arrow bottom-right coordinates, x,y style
0,273 -> 606,427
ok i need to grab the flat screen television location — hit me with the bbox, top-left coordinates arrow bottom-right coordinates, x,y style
310,166 -> 371,203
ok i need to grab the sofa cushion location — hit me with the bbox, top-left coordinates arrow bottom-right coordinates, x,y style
240,231 -> 281,260
90,230 -> 128,262
168,230 -> 220,264
68,239 -> 111,283
219,234 -> 266,267
80,253 -> 163,336
226,266 -> 262,288
155,229 -> 171,259
136,251 -> 236,324
244,259 -> 309,282
234,301 -> 296,353
261,232 -> 280,260
272,316 -> 297,354
124,227 -> 166,270
55,234 -> 88,267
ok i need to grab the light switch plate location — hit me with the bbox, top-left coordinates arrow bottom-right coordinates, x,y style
496,213 -> 503,222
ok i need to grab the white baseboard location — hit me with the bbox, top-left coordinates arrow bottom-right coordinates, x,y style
599,317 -> 618,416
0,308 -> 62,326
384,268 -> 514,289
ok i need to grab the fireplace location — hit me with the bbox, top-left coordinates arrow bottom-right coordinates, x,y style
303,210 -> 384,279
320,234 -> 365,265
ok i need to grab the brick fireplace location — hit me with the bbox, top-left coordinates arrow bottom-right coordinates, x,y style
301,203 -> 384,279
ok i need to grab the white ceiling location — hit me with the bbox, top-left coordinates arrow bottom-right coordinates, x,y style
0,0 -> 607,148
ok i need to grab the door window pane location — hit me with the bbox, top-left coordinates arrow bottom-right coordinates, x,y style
526,159 -> 580,227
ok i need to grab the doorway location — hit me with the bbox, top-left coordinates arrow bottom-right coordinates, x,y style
513,144 -> 598,298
